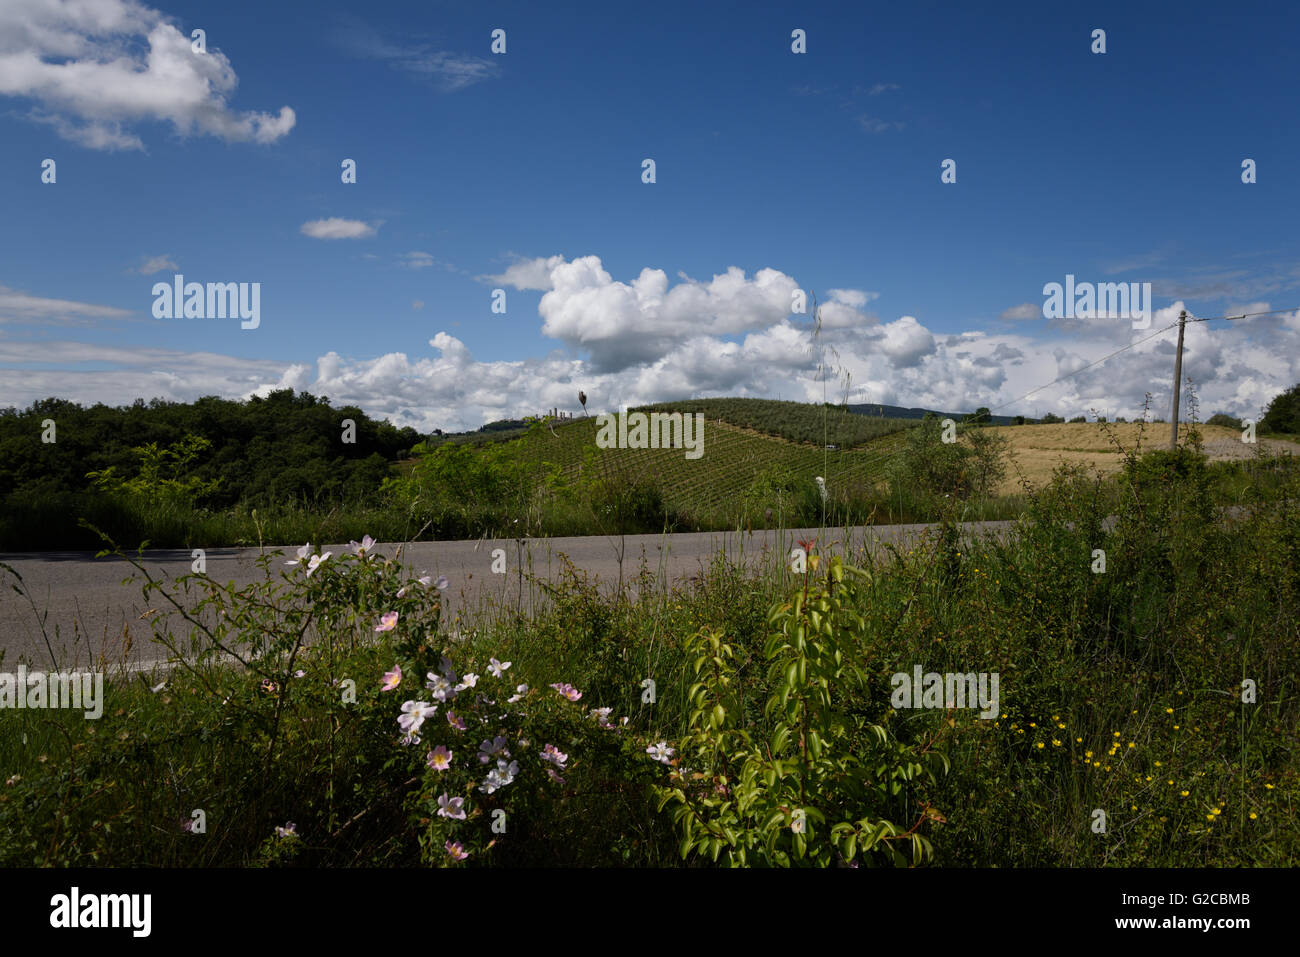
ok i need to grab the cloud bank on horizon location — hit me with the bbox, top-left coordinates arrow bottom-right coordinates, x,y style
5,253 -> 1298,434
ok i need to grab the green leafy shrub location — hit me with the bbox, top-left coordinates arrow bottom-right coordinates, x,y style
657,554 -> 948,866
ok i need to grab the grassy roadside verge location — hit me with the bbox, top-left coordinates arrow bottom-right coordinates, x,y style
1,441 -> 1297,867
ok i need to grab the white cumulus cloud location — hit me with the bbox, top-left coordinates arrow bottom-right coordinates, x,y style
479,255 -> 567,291
300,218 -> 378,240
135,254 -> 178,275
535,255 -> 802,372
0,0 -> 296,150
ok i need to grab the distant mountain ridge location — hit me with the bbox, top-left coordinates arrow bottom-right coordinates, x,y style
844,403 -> 1021,426
428,398 -> 1023,447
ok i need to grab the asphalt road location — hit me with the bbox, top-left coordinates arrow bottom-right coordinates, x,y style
0,521 -> 1014,673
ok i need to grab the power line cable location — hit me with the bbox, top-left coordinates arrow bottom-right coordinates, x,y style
1187,306 -> 1300,323
987,304 -> 1300,416
989,319 -> 1183,415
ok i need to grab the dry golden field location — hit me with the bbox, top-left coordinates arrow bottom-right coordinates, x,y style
986,422 -> 1300,495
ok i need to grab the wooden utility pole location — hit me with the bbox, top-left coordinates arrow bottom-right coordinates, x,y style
1169,309 -> 1187,449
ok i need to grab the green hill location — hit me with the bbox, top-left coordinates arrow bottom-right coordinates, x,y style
408,400 -> 915,524
626,398 -> 914,448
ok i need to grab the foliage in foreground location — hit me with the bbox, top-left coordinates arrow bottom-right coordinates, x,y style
1,436 -> 1297,866
659,556 -> 948,867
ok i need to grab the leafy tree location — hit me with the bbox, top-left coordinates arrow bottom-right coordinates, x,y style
86,434 -> 222,506
890,414 -> 972,498
965,427 -> 1011,497
1261,384 -> 1300,435
1206,413 -> 1243,430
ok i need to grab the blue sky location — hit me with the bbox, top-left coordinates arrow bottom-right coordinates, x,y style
2,0 -> 1299,431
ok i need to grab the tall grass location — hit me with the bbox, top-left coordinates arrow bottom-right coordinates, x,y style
1,441 -> 1296,866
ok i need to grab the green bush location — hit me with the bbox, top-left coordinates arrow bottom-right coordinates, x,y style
886,414 -> 1009,507
657,554 -> 948,866
1260,383 -> 1300,435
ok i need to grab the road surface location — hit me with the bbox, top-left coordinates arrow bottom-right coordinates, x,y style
0,521 -> 1014,673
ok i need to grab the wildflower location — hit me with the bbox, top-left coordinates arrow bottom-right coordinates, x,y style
1180,790 -> 1189,797
285,543 -> 312,567
294,669 -> 306,678
399,730 -> 422,746
791,812 -> 806,834
181,817 -> 194,833
590,706 -> 614,727
434,575 -> 449,590
1249,812 -> 1257,820
507,684 -> 528,703
261,679 -> 278,695
437,793 -> 467,820
455,673 -> 479,692
381,664 -> 402,692
1165,708 -> 1174,714
349,535 -> 376,558
396,586 -> 408,599
488,657 -> 512,678
478,736 -> 509,763
399,700 -> 435,735
375,611 -> 399,633
427,745 -> 453,772
480,759 -> 519,794
438,656 -> 458,682
550,682 -> 582,702
1036,742 -> 1044,749
541,744 -> 568,767
446,711 -> 466,731
275,823 -> 297,838
425,673 -> 456,702
546,768 -> 566,785
151,681 -> 167,694
4,775 -> 20,786
417,574 -> 433,587
306,552 -> 331,577
445,841 -> 469,861
646,742 -> 675,764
